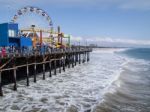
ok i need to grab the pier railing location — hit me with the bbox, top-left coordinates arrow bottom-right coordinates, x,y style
0,47 -> 92,59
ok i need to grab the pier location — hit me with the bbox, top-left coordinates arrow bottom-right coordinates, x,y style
0,47 -> 92,96
0,6 -> 92,96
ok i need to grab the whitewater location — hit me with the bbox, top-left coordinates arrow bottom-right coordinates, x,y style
0,48 -> 144,112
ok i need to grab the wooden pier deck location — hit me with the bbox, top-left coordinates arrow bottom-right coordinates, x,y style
0,47 -> 92,96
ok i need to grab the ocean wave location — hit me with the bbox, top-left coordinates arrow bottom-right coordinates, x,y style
4,48 -> 149,112
93,51 -> 150,112
92,48 -> 129,54
0,49 -> 127,112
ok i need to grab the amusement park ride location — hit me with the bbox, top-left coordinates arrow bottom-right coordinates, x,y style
20,25 -> 71,48
0,6 -> 71,48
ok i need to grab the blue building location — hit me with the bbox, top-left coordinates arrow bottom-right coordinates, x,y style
0,23 -> 32,47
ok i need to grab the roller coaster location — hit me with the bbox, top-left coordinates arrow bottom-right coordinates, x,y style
11,6 -> 71,48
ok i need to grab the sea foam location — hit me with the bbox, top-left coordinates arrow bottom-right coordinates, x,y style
0,48 -> 127,112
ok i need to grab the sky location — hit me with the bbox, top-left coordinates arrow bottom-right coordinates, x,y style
0,0 -> 150,47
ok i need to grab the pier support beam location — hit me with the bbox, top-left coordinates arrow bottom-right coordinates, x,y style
84,52 -> 87,62
42,55 -> 45,80
13,57 -> 17,91
59,59 -> 61,73
26,56 -> 29,86
87,52 -> 90,62
63,58 -> 65,72
74,54 -> 76,66
0,71 -> 3,96
43,63 -> 45,80
13,68 -> 17,91
72,54 -> 74,68
34,64 -> 37,83
49,62 -> 52,77
49,56 -> 52,77
26,64 -> 29,86
34,55 -> 37,83
79,53 -> 81,64
76,53 -> 78,62
68,55 -> 70,68
82,52 -> 85,63
54,60 -> 57,75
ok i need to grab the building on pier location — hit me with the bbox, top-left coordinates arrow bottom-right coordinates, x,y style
0,23 -> 32,47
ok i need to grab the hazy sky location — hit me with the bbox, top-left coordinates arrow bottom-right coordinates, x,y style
0,0 -> 150,47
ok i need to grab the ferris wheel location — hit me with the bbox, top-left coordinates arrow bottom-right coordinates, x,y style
11,6 -> 53,28
11,6 -> 70,48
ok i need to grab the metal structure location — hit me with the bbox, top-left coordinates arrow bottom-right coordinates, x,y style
11,6 -> 70,48
20,26 -> 70,48
11,6 -> 53,27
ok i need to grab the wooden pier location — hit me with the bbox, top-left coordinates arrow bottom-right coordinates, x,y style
0,47 -> 92,96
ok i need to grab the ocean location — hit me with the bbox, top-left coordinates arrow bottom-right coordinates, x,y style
94,48 -> 150,112
0,48 -> 150,112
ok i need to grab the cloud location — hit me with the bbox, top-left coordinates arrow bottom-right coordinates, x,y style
118,0 -> 150,10
70,35 -> 83,44
1,0 -> 150,10
91,37 -> 150,45
71,36 -> 150,47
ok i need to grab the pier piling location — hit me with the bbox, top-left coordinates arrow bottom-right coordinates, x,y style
76,53 -> 78,62
79,53 -> 81,64
43,63 -> 45,80
0,71 -> 3,96
75,54 -> 77,66
34,63 -> 37,83
87,52 -> 90,62
72,55 -> 74,68
26,61 -> 29,86
54,60 -> 57,75
68,55 -> 70,68
34,55 -> 37,83
63,58 -> 65,72
13,57 -> 17,91
49,62 -> 52,77
83,52 -> 86,63
0,47 -> 92,96
13,68 -> 17,91
59,59 -> 61,73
